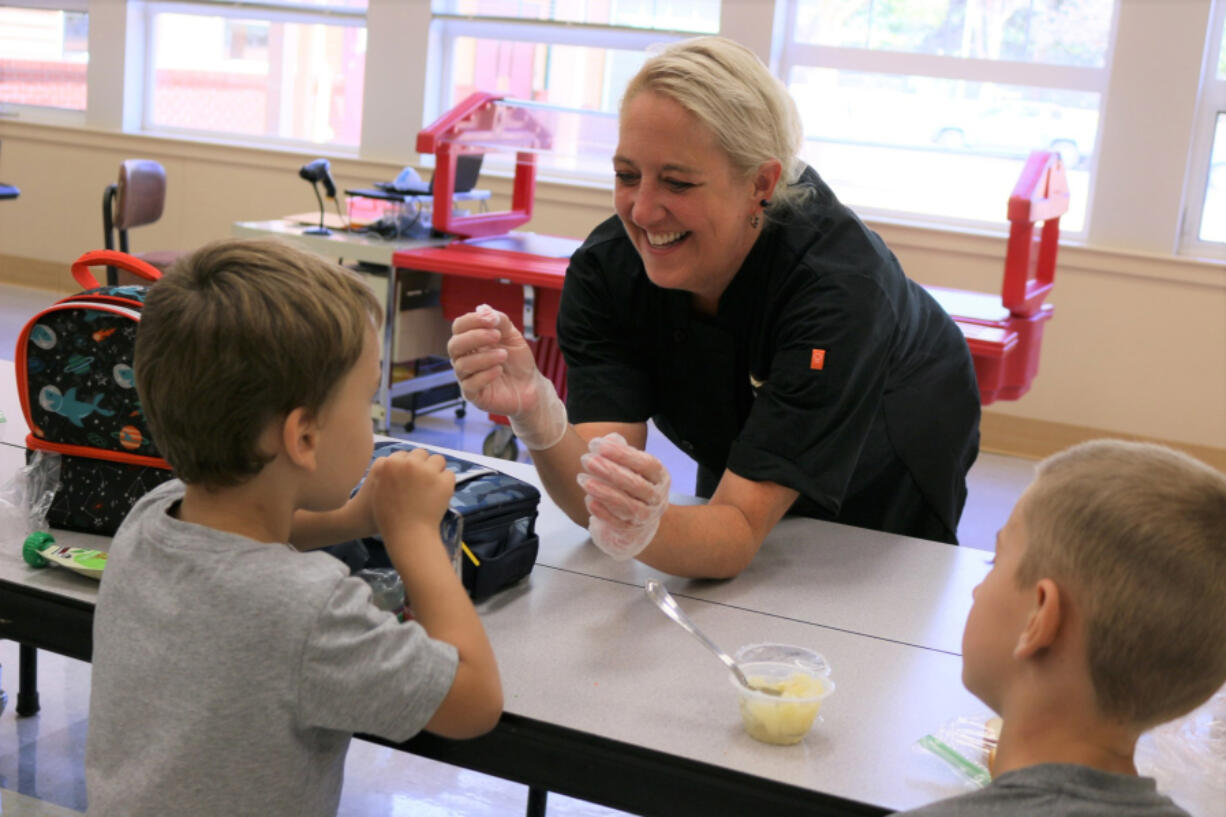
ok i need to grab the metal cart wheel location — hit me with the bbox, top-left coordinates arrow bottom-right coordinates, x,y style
482,426 -> 518,461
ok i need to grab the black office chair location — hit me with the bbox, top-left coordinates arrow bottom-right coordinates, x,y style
102,159 -> 184,285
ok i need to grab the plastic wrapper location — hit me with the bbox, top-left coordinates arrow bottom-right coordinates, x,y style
1136,685 -> 1226,803
355,567 -> 407,622
0,450 -> 61,542
915,713 -> 1000,789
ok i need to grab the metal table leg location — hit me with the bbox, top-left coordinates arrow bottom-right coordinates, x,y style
526,786 -> 548,817
17,644 -> 39,716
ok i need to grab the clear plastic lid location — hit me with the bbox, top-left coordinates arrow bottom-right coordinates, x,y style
734,642 -> 832,676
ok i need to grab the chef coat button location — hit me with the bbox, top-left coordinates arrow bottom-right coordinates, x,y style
681,440 -> 695,453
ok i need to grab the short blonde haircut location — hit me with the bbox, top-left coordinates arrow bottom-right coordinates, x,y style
1018,440 -> 1226,728
621,36 -> 808,221
135,238 -> 381,489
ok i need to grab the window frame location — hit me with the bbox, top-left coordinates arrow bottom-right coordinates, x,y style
1,0 -> 87,11
0,0 -> 90,122
1179,0 -> 1226,258
137,0 -> 367,151
426,10 -> 703,182
774,0 -> 1116,238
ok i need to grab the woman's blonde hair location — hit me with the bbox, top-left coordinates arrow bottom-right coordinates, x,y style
621,36 -> 808,220
1019,440 -> 1226,728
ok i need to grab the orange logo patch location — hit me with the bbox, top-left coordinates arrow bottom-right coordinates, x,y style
810,348 -> 826,370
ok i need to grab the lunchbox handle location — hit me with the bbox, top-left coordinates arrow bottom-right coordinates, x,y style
71,250 -> 163,290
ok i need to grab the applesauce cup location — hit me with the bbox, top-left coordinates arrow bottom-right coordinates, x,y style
732,644 -> 834,745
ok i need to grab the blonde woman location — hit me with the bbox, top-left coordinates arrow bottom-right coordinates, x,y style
448,37 -> 979,578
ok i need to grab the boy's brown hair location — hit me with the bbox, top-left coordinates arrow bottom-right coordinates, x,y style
135,238 -> 381,489
1018,439 -> 1226,728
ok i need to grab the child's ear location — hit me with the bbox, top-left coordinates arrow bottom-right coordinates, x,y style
1014,578 -> 1062,659
281,407 -> 319,472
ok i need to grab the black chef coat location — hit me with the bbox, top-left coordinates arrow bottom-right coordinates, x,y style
556,167 -> 980,543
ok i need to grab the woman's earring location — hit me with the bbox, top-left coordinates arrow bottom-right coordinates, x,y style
745,199 -> 765,230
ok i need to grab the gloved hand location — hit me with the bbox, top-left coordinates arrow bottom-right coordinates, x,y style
447,304 -> 567,450
576,433 -> 670,561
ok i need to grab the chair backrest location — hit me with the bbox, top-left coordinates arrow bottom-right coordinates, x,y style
114,159 -> 166,230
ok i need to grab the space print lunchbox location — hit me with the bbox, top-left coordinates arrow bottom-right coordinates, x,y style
14,250 -> 174,535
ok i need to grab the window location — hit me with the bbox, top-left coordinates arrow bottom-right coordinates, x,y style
1183,2 -> 1226,249
429,0 -> 719,176
0,3 -> 88,113
143,1 -> 367,147
779,0 -> 1116,232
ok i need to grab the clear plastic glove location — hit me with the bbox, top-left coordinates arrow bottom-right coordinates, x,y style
577,433 -> 670,561
447,304 -> 567,450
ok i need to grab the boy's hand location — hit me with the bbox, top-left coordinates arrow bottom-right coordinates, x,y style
343,467 -> 380,538
370,449 -> 455,541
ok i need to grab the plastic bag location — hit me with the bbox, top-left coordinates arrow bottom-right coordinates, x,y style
355,567 -> 407,622
915,713 -> 1000,789
0,450 -> 61,542
1137,685 -> 1226,801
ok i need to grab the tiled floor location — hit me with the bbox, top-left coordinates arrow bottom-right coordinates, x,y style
0,281 -> 1036,814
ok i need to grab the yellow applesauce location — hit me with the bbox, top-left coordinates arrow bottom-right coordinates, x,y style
739,672 -> 827,745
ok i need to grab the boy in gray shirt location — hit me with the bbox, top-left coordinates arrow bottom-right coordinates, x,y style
899,440 -> 1226,816
86,239 -> 501,817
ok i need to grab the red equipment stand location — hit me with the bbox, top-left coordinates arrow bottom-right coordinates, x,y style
925,150 -> 1068,404
394,92 -> 571,458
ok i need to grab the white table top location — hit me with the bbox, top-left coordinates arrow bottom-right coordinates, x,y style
483,563 -> 986,811
1,359 -> 28,446
231,219 -> 448,267
460,447 -> 988,658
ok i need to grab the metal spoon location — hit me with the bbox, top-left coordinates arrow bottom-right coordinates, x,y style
644,579 -> 781,695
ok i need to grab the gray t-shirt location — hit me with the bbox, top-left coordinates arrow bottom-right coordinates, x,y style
85,480 -> 459,817
897,763 -> 1193,816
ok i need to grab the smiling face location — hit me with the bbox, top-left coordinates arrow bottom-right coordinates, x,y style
961,489 -> 1037,712
614,91 -> 765,311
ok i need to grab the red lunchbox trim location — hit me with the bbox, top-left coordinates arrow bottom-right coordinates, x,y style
26,435 -> 172,471
71,249 -> 162,290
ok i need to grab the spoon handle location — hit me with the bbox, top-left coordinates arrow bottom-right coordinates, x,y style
645,580 -> 751,688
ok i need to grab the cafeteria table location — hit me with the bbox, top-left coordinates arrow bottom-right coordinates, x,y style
8,359 -> 1209,816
